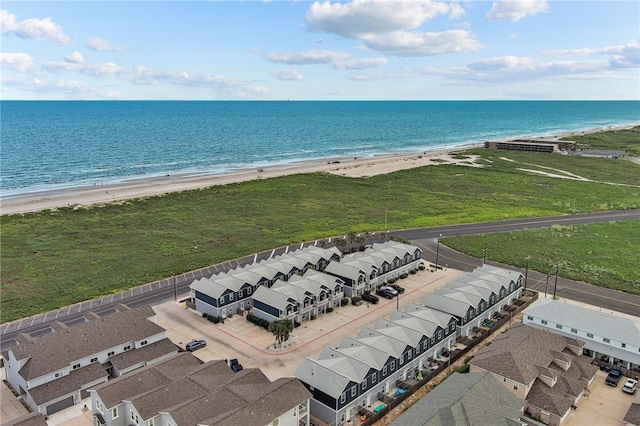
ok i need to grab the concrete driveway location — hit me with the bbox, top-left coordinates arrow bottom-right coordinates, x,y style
565,370 -> 639,426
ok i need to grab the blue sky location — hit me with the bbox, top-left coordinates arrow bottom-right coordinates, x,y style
1,1 -> 639,100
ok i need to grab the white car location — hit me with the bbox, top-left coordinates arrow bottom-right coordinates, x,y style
622,378 -> 638,394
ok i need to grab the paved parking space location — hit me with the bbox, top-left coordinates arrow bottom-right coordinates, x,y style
565,370 -> 639,426
153,268 -> 466,380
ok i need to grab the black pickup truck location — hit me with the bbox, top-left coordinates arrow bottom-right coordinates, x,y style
605,369 -> 622,386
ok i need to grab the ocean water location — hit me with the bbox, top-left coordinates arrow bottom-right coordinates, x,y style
1,101 -> 639,197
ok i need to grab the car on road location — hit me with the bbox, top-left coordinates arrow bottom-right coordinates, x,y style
376,286 -> 397,299
186,339 -> 206,352
605,369 -> 621,386
361,293 -> 380,304
622,378 -> 638,394
388,283 -> 405,294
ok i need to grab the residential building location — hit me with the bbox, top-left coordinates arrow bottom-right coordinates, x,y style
420,264 -> 524,337
90,352 -> 311,426
190,245 -> 340,318
523,298 -> 640,372
324,241 -> 423,297
389,371 -> 528,426
295,264 -> 526,426
295,305 -> 457,426
469,323 -> 598,426
2,306 -> 178,416
624,404 -> 640,426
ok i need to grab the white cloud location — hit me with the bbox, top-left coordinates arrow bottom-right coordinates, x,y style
265,50 -> 351,65
265,49 -> 388,71
41,58 -> 268,98
306,0 -> 451,39
65,51 -> 85,64
305,0 -> 479,57
0,53 -> 37,72
337,58 -> 388,70
485,0 -> 548,22
271,68 -> 304,81
542,41 -> 640,69
87,36 -> 122,52
363,30 -> 482,56
423,55 -> 609,84
0,10 -> 70,44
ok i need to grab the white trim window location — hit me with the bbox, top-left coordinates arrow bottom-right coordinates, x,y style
111,407 -> 118,419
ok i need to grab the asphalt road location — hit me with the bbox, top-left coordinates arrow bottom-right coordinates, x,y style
1,209 -> 638,349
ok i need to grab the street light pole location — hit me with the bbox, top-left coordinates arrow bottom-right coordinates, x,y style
545,274 -> 550,298
173,274 -> 177,301
396,292 -> 400,310
553,264 -> 559,300
524,256 -> 530,290
435,234 -> 442,270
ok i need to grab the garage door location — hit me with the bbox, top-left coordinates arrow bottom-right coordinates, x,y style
45,395 -> 74,415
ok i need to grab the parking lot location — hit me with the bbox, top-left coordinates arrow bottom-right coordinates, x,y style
565,370 -> 639,426
153,268 -> 466,380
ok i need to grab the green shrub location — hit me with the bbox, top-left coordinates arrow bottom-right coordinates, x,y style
246,313 -> 270,330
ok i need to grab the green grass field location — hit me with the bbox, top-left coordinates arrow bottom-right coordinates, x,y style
443,220 -> 640,295
1,126 -> 639,323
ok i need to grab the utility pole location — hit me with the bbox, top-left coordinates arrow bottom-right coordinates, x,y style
524,256 -> 530,290
173,274 -> 178,301
396,292 -> 400,310
553,264 -> 559,299
435,234 -> 442,270
545,274 -> 550,298
482,248 -> 488,265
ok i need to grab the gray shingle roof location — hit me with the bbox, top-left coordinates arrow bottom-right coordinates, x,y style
107,337 -> 178,371
93,352 -> 203,408
470,323 -> 583,385
29,363 -> 108,405
295,357 -> 353,399
469,323 -> 597,418
11,306 -> 165,381
373,318 -> 425,347
324,261 -> 365,281
402,303 -> 455,329
336,336 -> 390,370
420,293 -> 473,318
96,353 -> 310,426
389,372 -> 525,426
624,403 -> 640,426
252,285 -> 295,311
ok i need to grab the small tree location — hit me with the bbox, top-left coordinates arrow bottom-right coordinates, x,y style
268,319 -> 295,346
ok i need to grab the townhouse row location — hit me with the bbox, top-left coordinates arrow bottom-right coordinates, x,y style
190,241 -> 424,325
294,264 -> 525,426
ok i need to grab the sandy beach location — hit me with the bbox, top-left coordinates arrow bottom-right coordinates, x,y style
2,123 -> 636,216
0,148 -> 482,215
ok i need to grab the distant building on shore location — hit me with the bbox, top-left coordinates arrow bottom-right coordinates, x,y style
485,139 -> 576,153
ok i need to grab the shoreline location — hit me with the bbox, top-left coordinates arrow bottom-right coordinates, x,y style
1,123 -> 636,215
0,147 -> 477,215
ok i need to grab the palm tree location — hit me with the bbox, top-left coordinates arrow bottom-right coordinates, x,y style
268,319 -> 295,347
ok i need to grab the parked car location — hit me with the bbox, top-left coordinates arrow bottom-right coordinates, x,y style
361,293 -> 380,304
622,378 -> 638,394
228,358 -> 244,373
605,369 -> 621,386
376,287 -> 396,299
388,283 -> 405,294
186,339 -> 206,352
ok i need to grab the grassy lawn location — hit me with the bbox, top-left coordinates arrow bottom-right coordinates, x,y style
1,127 -> 639,323
443,220 -> 640,295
